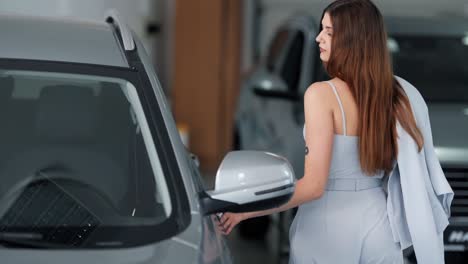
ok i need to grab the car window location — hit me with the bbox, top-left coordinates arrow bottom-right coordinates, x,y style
0,70 -> 172,247
266,29 -> 290,72
279,31 -> 305,93
389,35 -> 468,102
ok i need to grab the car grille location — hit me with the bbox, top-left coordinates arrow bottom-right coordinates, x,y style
445,168 -> 468,217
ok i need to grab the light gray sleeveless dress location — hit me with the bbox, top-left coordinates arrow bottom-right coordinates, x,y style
289,81 -> 404,264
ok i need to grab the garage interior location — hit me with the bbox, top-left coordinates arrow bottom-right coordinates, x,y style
0,0 -> 467,263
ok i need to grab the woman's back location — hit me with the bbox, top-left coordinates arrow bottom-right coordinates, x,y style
291,80 -> 401,263
327,78 -> 359,138
304,79 -> 385,179
322,78 -> 385,180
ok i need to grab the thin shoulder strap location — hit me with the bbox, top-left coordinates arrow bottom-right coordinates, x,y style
325,81 -> 347,136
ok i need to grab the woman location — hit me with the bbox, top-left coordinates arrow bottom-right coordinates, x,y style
217,0 -> 453,263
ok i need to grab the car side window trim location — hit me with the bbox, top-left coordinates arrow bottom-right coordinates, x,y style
0,58 -> 191,248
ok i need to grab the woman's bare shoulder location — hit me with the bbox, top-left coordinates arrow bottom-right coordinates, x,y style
303,81 -> 335,114
304,81 -> 334,103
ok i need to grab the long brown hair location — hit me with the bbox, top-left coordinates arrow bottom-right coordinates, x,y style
322,0 -> 424,175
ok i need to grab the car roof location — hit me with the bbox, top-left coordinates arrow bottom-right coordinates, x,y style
0,14 -> 129,67
385,16 -> 468,37
284,14 -> 318,32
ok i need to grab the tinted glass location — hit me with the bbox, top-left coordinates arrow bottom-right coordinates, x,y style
0,70 -> 172,247
266,29 -> 290,72
390,35 -> 468,102
280,31 -> 305,92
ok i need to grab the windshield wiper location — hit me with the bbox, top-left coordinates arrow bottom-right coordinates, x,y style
0,232 -> 53,248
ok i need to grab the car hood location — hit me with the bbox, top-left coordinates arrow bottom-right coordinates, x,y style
428,103 -> 468,167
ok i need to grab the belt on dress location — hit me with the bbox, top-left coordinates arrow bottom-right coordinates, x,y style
326,178 -> 383,191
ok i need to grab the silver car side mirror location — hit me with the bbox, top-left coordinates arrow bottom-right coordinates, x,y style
200,151 -> 295,215
251,70 -> 299,101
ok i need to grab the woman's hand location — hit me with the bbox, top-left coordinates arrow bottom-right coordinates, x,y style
216,212 -> 246,235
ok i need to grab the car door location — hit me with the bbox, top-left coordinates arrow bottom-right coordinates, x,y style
188,155 -> 232,264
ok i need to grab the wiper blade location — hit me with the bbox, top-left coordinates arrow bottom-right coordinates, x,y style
0,232 -> 53,248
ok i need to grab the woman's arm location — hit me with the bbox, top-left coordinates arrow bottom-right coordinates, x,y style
218,82 -> 336,234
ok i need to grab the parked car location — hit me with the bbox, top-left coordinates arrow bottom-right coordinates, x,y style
235,14 -> 468,263
0,11 -> 296,264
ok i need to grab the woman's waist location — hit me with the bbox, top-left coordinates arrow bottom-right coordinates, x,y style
298,185 -> 387,212
325,177 -> 384,192
328,167 -> 384,180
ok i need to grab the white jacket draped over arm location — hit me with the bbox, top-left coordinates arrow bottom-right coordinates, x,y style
386,76 -> 454,264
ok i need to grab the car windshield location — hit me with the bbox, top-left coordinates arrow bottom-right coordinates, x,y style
0,69 -> 173,248
389,35 -> 468,102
